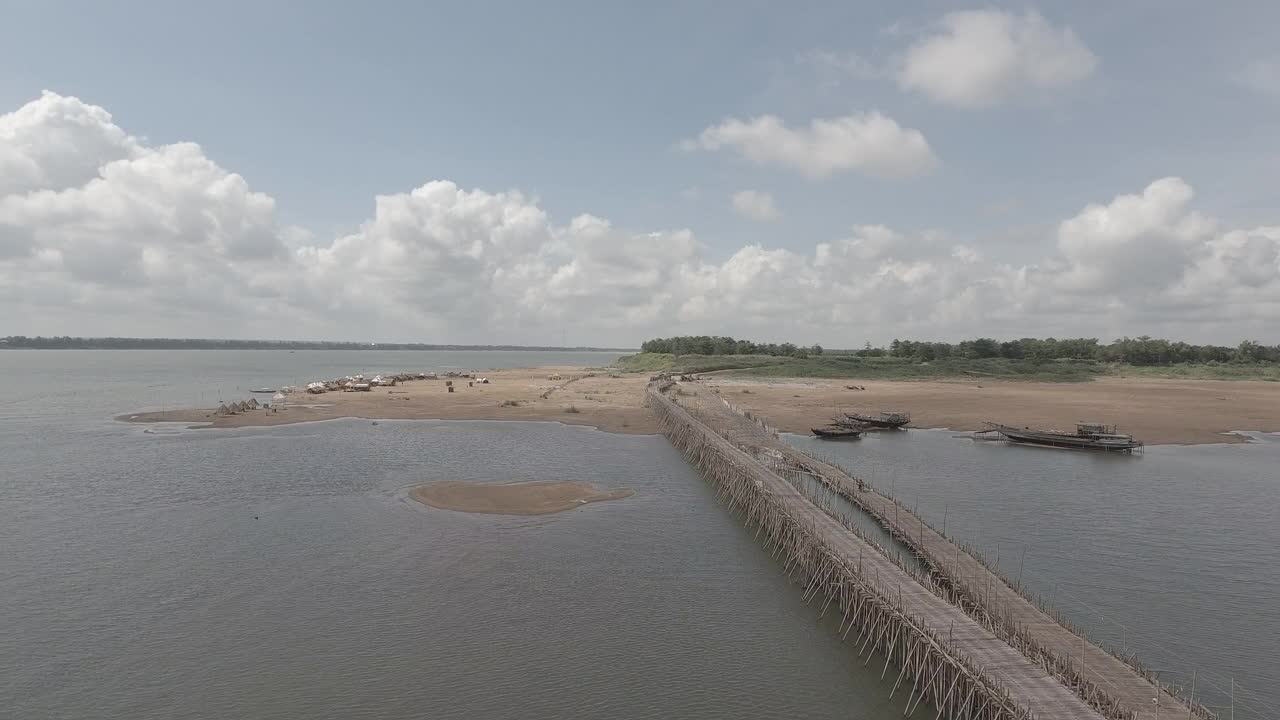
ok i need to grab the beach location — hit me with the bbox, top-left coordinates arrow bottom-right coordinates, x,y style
705,375 -> 1280,445
117,367 -> 661,434
118,367 -> 1280,445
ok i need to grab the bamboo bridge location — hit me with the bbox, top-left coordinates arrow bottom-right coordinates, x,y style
647,380 -> 1210,720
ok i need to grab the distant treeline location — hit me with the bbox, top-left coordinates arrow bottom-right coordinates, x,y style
0,336 -> 632,352
882,337 -> 1279,365
640,336 -> 825,357
640,335 -> 1280,365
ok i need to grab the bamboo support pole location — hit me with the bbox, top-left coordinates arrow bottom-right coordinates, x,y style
647,384 -> 1068,720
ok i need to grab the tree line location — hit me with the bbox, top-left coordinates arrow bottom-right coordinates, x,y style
884,336 -> 1279,365
641,334 -> 1280,365
640,336 -> 824,357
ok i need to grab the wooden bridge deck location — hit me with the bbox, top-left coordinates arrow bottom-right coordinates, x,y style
654,387 -> 1103,720
779,485 -> 1104,719
696,390 -> 1199,720
822,468 -> 1189,720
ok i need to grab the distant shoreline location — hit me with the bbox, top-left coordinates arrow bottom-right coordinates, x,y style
1,340 -> 634,352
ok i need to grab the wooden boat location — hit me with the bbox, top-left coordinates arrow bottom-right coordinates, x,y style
981,422 -> 1143,452
839,410 -> 910,429
249,388 -> 276,394
812,425 -> 863,439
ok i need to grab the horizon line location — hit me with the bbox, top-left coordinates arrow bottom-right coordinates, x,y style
0,336 -> 637,351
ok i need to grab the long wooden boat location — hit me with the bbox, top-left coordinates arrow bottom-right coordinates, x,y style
982,422 -> 1143,452
839,410 -> 910,429
812,425 -> 863,439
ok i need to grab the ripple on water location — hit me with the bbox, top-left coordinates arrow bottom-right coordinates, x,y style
6,411 -> 908,719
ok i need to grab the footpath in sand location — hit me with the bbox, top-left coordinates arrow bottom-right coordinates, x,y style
119,366 -> 1280,444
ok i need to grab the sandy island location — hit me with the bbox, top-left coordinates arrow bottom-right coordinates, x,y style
410,480 -> 634,515
116,366 -> 661,434
117,366 -> 1280,445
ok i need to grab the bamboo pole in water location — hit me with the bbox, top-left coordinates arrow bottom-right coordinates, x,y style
648,382 -> 1095,720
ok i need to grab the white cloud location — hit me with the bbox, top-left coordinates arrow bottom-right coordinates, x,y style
3,92 -> 1278,346
1236,57 -> 1280,98
0,90 -> 140,197
1007,177 -> 1280,334
731,190 -> 781,222
1054,177 -> 1214,293
684,112 -> 937,179
0,93 -> 296,336
898,9 -> 1098,108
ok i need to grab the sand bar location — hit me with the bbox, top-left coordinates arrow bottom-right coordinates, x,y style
117,366 -> 661,435
117,365 -> 1280,445
410,480 -> 633,515
702,375 -> 1280,445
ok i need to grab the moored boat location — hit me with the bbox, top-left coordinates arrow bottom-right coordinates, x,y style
981,422 -> 1143,452
839,410 -> 910,429
812,425 -> 863,439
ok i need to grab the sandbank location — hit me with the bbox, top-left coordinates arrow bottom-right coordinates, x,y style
116,365 -> 1280,445
410,480 -> 633,515
700,375 -> 1280,445
116,366 -> 661,435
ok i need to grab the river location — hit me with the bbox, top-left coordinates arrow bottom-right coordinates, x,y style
788,428 -> 1279,718
2,350 -> 1274,718
1,350 -> 899,719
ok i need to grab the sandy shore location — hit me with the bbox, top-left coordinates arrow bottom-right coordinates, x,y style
410,480 -> 634,515
117,366 -> 1280,445
701,375 -> 1280,445
117,366 -> 661,434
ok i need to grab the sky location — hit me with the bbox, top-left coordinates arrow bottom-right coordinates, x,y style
2,0 -> 1279,347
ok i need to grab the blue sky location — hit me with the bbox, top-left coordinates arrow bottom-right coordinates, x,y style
2,1 -> 1279,344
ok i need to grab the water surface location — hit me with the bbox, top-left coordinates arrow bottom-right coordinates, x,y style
2,351 -> 906,719
788,429 -> 1280,718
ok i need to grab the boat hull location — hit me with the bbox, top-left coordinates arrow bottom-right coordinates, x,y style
840,413 -> 909,429
985,424 -> 1142,452
812,426 -> 863,439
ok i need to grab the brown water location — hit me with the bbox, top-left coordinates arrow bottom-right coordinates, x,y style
788,429 -> 1280,719
1,350 -> 905,719
4,350 -> 1274,719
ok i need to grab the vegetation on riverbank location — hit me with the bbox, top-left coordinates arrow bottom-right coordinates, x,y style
623,334 -> 1280,381
612,352 -> 795,374
615,353 -> 1280,382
